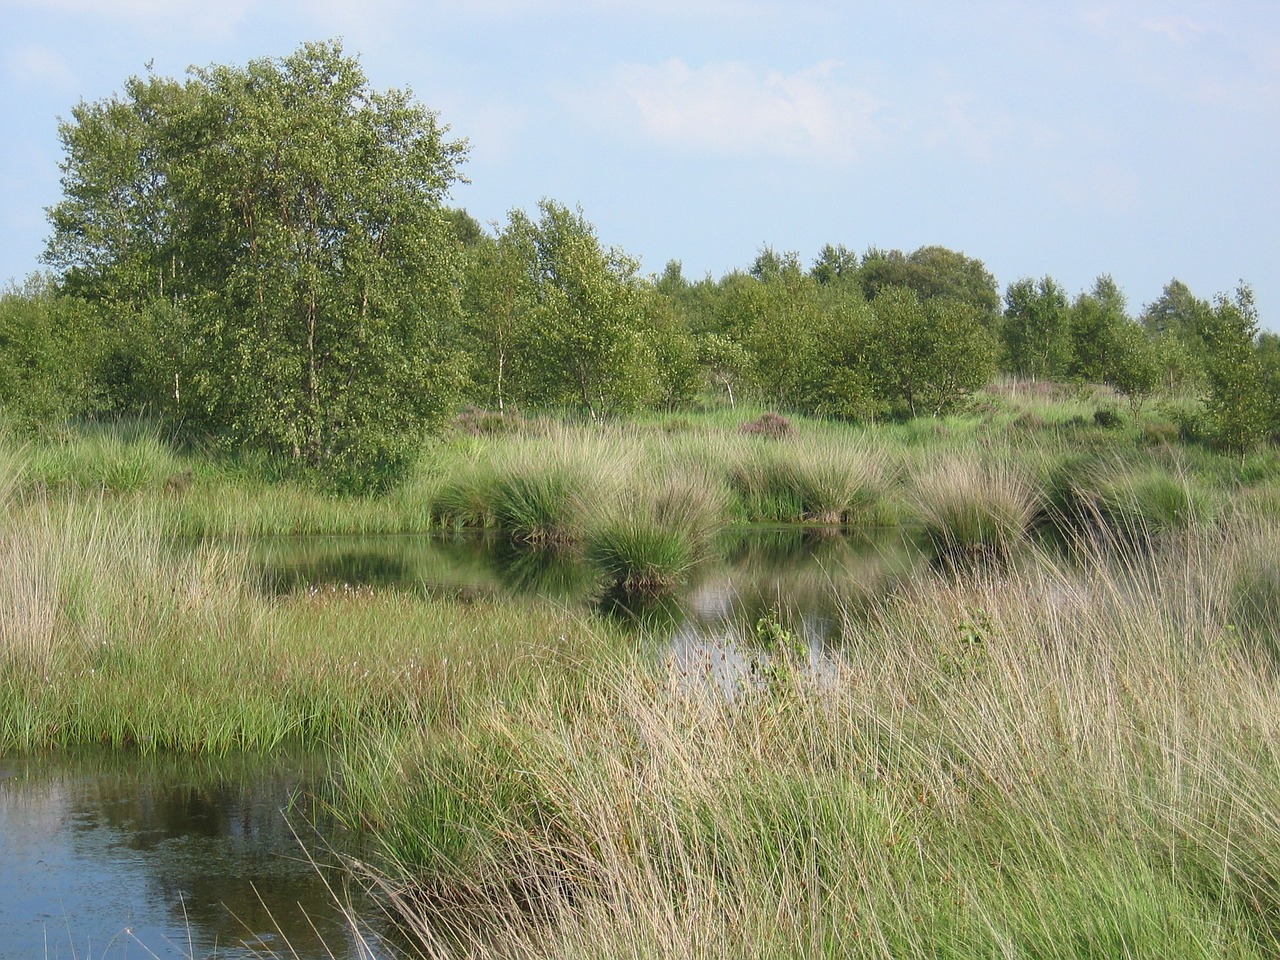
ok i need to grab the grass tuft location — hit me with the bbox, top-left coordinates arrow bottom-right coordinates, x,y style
911,455 -> 1039,561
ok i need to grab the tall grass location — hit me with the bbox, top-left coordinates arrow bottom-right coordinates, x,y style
911,455 -> 1040,561
586,464 -> 730,596
23,420 -> 183,494
348,517 -> 1280,958
432,428 -> 636,543
724,435 -> 890,525
0,499 -> 621,753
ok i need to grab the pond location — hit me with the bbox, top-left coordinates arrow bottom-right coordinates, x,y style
0,749 -> 390,959
1,527 -> 918,958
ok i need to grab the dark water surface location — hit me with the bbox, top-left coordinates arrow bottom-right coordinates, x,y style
1,528 -> 917,958
0,750 -> 381,960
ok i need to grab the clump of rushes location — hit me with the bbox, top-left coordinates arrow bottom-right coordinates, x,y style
727,438 -> 888,525
912,456 -> 1039,562
782,437 -> 890,525
587,466 -> 729,597
1091,466 -> 1219,540
26,421 -> 181,494
490,462 -> 592,546
431,430 -> 636,544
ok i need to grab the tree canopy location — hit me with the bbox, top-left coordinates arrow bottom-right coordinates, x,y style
44,40 -> 469,488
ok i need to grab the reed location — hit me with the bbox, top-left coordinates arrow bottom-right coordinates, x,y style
910,455 -> 1040,562
350,518 -> 1280,959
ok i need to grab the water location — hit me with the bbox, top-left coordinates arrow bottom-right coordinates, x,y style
1,527 -> 919,958
0,750 -> 382,960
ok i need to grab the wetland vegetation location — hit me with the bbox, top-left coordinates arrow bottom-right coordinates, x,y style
4,38 -> 1280,960
5,392 -> 1280,957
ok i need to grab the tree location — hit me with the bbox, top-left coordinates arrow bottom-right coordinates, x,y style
502,200 -> 655,418
0,276 -> 107,427
1001,276 -> 1070,380
460,229 -> 534,414
1108,321 -> 1159,417
1258,332 -> 1280,441
1068,275 -> 1128,384
1140,279 -> 1210,339
809,243 -> 859,286
859,245 -> 1001,327
1194,285 -> 1269,457
716,256 -> 828,409
864,286 -> 996,417
44,41 -> 469,488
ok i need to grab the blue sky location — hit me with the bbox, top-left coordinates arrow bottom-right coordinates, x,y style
2,1 -> 1278,327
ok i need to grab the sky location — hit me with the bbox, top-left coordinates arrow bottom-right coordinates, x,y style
2,0 -> 1278,327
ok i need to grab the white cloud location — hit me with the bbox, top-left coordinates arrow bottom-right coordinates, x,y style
611,58 -> 882,162
6,43 -> 75,92
921,93 -> 1012,165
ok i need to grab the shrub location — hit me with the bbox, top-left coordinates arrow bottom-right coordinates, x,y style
1093,407 -> 1123,428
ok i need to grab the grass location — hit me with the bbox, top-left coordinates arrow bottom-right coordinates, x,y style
910,454 -> 1040,562
585,464 -> 730,597
5,385 -> 1280,956
343,514 -> 1280,959
0,499 -> 623,754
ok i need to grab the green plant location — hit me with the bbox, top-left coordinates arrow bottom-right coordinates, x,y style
912,456 -> 1039,561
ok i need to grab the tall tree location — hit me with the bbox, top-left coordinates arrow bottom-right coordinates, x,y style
717,255 -> 827,409
1194,285 -> 1269,457
502,200 -> 655,418
44,41 -> 469,488
1068,275 -> 1128,384
1001,276 -> 1070,380
1140,279 -> 1209,389
809,243 -> 859,286
460,229 -> 534,414
859,245 -> 1001,327
865,286 -> 996,417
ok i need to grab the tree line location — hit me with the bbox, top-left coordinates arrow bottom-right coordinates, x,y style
2,41 -> 1277,488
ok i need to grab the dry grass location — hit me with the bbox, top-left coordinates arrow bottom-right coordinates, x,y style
354,516 -> 1280,959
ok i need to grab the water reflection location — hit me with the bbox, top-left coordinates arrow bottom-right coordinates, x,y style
0,526 -> 919,959
0,750 -> 381,960
250,525 -> 921,695
251,525 -> 916,622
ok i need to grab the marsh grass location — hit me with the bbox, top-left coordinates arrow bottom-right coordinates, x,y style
432,429 -> 636,545
0,499 -> 621,754
350,517 -> 1280,959
725,436 -> 890,524
24,421 -> 183,495
585,465 -> 729,597
1092,465 -> 1220,538
911,455 -> 1040,562
0,441 -> 27,510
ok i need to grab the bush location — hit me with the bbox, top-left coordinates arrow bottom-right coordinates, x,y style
1093,407 -> 1123,428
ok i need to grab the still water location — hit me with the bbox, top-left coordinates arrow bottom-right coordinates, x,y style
0,527 -> 916,959
0,750 -> 384,959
